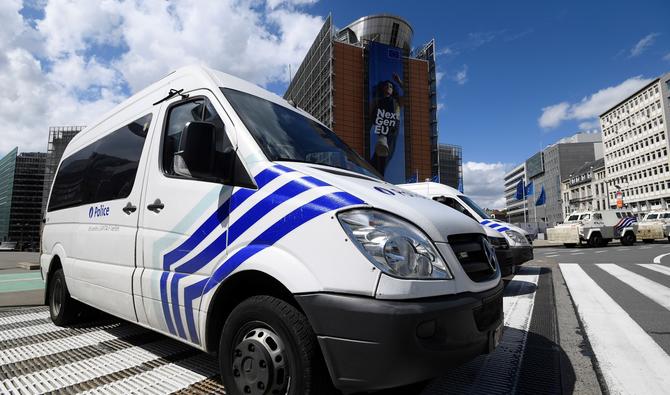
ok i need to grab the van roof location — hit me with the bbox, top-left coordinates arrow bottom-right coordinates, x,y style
63,64 -> 319,158
397,182 -> 460,197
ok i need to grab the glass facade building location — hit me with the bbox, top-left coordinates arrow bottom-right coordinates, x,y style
0,148 -> 46,250
0,148 -> 18,242
438,144 -> 462,189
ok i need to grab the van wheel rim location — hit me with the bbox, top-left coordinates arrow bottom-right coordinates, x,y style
51,278 -> 62,317
232,326 -> 288,395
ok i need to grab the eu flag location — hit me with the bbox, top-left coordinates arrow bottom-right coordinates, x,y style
536,185 -> 546,206
515,180 -> 525,200
525,182 -> 534,196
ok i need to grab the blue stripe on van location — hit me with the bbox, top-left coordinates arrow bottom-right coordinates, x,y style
181,191 -> 365,343
160,165 -> 293,336
167,176 -> 330,338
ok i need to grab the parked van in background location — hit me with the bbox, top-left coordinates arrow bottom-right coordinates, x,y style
41,65 -> 504,394
398,182 -> 533,276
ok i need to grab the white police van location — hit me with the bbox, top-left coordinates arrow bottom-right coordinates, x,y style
398,182 -> 533,276
41,65 -> 503,394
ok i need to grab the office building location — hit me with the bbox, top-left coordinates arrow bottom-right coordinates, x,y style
438,144 -> 462,189
600,72 -> 670,213
561,158 -> 608,216
505,132 -> 603,225
284,14 -> 439,184
41,126 -> 85,216
504,163 -> 527,223
0,148 -> 46,250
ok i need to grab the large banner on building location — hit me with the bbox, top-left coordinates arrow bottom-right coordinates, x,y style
368,41 -> 405,183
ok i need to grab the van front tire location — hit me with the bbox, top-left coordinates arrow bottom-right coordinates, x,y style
219,295 -> 333,395
49,269 -> 81,326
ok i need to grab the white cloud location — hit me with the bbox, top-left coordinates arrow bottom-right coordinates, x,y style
436,46 -> 455,56
454,64 -> 468,85
539,102 -> 569,129
0,0 -> 323,155
462,161 -> 512,209
578,120 -> 600,130
538,76 -> 653,129
630,33 -> 659,57
664,52 -> 670,62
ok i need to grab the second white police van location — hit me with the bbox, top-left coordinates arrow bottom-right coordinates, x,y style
41,65 -> 503,394
399,182 -> 533,276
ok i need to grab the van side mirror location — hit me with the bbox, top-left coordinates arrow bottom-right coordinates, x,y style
175,121 -> 218,179
174,121 -> 256,188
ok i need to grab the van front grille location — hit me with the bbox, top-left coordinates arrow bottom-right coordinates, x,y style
448,233 -> 497,282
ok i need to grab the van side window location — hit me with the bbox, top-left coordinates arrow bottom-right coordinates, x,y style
433,196 -> 476,220
593,213 -> 602,220
48,114 -> 152,211
163,98 -> 227,176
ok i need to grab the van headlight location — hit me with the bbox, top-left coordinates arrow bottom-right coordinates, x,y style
504,230 -> 529,246
338,209 -> 452,280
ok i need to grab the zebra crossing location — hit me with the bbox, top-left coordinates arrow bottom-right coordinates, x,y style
8,263 -> 668,394
0,266 -> 557,395
560,262 -> 670,395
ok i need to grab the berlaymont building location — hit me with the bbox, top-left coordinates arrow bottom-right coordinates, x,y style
284,14 -> 443,184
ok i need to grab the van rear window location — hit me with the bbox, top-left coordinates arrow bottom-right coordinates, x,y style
48,114 -> 152,212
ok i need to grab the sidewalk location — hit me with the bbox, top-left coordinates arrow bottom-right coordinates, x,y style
0,252 -> 44,307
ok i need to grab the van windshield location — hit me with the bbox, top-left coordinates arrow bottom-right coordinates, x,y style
647,213 -> 658,220
457,195 -> 490,219
222,88 -> 380,179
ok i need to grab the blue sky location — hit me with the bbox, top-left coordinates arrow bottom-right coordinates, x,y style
2,0 -> 669,208
307,0 -> 670,165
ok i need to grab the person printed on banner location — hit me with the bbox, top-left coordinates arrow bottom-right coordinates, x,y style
370,72 -> 404,175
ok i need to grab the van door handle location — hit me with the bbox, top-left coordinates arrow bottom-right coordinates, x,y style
147,199 -> 165,213
122,202 -> 137,215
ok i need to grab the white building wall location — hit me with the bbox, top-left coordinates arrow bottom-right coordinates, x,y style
601,74 -> 670,214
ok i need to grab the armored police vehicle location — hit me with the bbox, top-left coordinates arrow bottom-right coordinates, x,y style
635,210 -> 670,243
41,65 -> 504,394
399,182 -> 533,276
547,210 -> 637,247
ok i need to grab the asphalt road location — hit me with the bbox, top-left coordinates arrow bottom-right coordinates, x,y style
535,241 -> 670,394
2,243 -> 670,394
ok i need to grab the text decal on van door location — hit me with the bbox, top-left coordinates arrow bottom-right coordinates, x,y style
88,204 -> 110,218
158,164 -> 365,344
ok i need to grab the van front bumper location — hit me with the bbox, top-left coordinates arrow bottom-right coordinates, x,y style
295,281 -> 504,392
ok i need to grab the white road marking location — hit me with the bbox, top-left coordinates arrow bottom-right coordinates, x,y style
0,323 -> 63,341
570,252 -> 584,255
0,310 -> 49,326
638,264 -> 670,277
0,339 -> 190,393
640,246 -> 654,250
596,264 -> 670,311
545,254 -> 559,258
468,266 -> 540,394
653,252 -> 670,264
79,353 -> 218,395
0,324 -> 145,365
595,251 -> 606,254
560,264 -> 670,395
